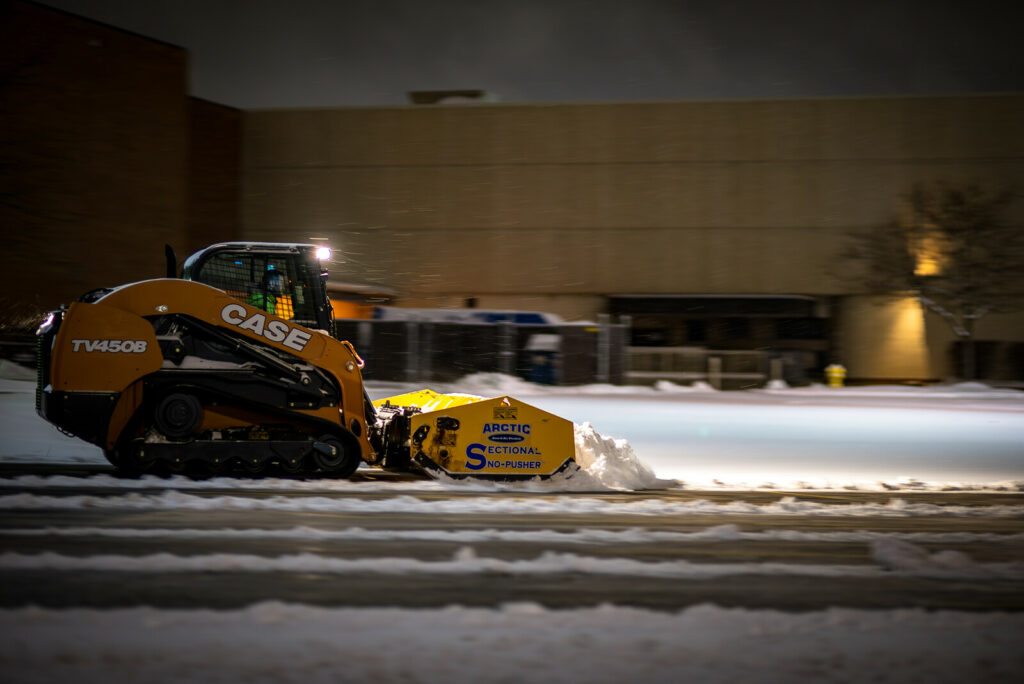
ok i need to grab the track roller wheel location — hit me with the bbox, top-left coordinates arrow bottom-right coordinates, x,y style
243,459 -> 266,476
312,434 -> 361,477
102,420 -> 146,476
154,393 -> 203,439
278,453 -> 306,475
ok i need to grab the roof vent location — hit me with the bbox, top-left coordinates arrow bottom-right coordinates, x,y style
407,90 -> 498,105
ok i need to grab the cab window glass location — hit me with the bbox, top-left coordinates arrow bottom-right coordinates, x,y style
193,253 -> 317,324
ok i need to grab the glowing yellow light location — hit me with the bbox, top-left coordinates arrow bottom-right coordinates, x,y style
910,226 -> 943,276
914,252 -> 940,276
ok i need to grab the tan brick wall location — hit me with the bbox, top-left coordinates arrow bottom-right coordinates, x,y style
242,96 -> 1023,298
187,97 -> 241,256
241,95 -> 1024,380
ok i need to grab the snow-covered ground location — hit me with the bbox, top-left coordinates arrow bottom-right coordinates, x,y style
377,373 -> 1024,491
5,362 -> 1024,491
2,601 -> 1021,684
2,362 -> 1023,682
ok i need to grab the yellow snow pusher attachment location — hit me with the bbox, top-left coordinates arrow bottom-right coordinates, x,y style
34,241 -> 578,480
372,390 -> 575,479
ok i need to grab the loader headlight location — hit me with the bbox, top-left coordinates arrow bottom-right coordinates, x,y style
315,246 -> 332,261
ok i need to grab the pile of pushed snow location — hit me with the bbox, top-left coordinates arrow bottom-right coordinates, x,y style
653,379 -> 719,393
376,374 -> 668,492
429,421 -> 668,493
567,422 -> 668,491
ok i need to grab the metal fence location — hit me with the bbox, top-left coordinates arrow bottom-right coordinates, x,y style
334,315 -> 630,385
626,346 -> 786,389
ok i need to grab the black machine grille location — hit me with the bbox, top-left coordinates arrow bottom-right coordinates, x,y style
35,311 -> 61,413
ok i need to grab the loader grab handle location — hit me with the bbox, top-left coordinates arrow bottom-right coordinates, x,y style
341,341 -> 365,368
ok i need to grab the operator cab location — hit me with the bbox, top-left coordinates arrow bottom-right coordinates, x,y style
181,242 -> 335,334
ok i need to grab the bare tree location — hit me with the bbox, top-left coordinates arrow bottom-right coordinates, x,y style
845,182 -> 1023,380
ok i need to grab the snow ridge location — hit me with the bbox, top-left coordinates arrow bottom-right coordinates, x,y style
2,490 -> 1022,518
4,546 -> 1022,580
6,524 -> 1022,545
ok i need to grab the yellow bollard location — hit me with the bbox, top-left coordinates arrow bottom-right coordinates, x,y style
824,364 -> 847,388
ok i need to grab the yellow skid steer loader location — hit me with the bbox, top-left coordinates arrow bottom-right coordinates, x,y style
35,242 -> 575,479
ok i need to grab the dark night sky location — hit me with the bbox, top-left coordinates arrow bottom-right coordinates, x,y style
38,0 -> 1024,109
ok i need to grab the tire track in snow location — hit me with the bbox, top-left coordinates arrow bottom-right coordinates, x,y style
2,601 -> 1022,684
4,524 -> 1023,545
3,547 -> 1023,581
2,472 -> 1019,494
2,490 -> 1023,517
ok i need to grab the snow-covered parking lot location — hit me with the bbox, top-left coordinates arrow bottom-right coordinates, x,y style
1,362 -> 1023,682
5,360 -> 1023,491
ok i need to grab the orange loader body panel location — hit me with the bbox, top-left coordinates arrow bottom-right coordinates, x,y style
44,279 -> 375,463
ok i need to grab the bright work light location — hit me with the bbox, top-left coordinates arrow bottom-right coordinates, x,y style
315,246 -> 333,261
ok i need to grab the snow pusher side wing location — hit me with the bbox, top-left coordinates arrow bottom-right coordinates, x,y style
372,391 -> 576,479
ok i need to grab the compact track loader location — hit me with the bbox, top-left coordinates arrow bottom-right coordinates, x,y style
35,242 -> 576,479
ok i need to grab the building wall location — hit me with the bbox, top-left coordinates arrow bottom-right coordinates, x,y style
835,296 -> 937,382
7,2 -> 1017,381
187,97 -> 242,256
0,1 -> 190,319
240,95 -> 1024,380
241,96 -> 1024,298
